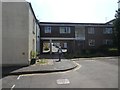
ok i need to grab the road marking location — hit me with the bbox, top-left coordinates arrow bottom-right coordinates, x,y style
85,60 -> 96,62
73,61 -> 81,71
11,84 -> 15,90
57,79 -> 70,85
17,75 -> 21,80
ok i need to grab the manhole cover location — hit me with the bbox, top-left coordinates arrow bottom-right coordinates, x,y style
57,79 -> 70,85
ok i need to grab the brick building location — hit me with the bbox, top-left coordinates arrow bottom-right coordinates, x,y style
40,22 -> 113,54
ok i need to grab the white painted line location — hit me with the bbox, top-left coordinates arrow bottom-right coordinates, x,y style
73,61 -> 82,71
17,75 -> 21,80
11,84 -> 15,90
57,79 -> 70,85
85,60 -> 96,62
91,60 -> 96,62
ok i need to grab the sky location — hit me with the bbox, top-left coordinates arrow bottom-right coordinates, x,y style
26,0 -> 118,23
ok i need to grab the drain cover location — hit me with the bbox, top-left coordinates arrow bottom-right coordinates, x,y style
57,79 -> 70,85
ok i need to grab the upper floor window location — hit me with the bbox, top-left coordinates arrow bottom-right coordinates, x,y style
60,27 -> 71,34
88,27 -> 95,34
103,28 -> 113,34
44,26 -> 51,33
89,39 -> 95,46
33,19 -> 36,34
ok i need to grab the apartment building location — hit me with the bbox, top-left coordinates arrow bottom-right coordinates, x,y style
2,1 -> 40,66
40,22 -> 113,54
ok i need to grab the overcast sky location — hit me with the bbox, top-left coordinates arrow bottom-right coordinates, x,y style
26,0 -> 118,23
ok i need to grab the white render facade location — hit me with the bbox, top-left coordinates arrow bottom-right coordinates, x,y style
2,1 -> 40,66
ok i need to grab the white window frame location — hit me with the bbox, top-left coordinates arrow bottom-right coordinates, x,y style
45,26 -> 51,33
64,43 -> 67,48
53,43 -> 60,47
60,27 -> 71,34
88,27 -> 95,34
89,39 -> 95,46
103,28 -> 113,34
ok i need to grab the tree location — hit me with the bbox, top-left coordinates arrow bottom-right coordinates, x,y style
114,8 -> 120,54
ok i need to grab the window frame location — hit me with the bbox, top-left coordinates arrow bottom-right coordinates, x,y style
103,28 -> 113,34
88,27 -> 95,34
44,26 -> 51,33
103,39 -> 113,45
64,43 -> 67,48
59,27 -> 71,34
88,39 -> 95,46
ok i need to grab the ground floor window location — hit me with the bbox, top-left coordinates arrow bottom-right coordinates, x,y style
53,43 -> 60,47
88,39 -> 95,46
42,41 -> 68,54
43,42 -> 50,53
103,39 -> 113,45
64,43 -> 67,48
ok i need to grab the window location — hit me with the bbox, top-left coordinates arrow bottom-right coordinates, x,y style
64,43 -> 67,48
33,19 -> 36,34
60,27 -> 71,34
103,39 -> 113,45
88,27 -> 95,34
44,26 -> 51,33
53,43 -> 60,47
89,40 -> 95,46
103,28 -> 113,34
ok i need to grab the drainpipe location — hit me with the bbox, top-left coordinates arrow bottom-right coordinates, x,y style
50,39 -> 52,54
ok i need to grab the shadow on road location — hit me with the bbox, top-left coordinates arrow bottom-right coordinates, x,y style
2,66 -> 27,78
40,53 -> 65,59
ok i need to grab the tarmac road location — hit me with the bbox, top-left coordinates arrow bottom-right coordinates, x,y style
2,57 -> 118,89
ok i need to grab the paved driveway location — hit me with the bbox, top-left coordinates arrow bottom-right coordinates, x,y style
2,56 -> 118,89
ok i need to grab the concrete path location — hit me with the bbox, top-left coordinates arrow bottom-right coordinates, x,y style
3,59 -> 77,76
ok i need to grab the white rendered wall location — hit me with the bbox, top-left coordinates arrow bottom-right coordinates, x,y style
2,2 -> 29,66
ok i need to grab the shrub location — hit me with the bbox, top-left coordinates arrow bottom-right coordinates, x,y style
30,51 -> 36,59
